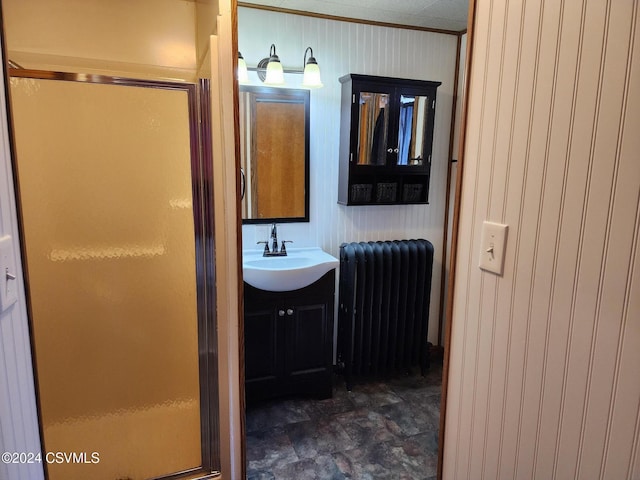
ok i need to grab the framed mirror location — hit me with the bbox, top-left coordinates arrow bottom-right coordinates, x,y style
239,85 -> 310,223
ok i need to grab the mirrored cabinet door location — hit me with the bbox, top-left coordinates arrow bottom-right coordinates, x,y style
356,92 -> 390,165
396,94 -> 430,166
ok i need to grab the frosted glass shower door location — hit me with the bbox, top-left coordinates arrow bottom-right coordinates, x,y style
10,76 -> 210,480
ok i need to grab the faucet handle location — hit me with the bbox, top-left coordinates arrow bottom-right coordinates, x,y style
257,241 -> 270,255
280,240 -> 293,255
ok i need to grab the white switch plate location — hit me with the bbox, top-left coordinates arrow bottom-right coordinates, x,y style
0,235 -> 19,311
479,221 -> 508,275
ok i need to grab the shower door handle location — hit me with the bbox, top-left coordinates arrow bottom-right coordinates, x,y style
240,168 -> 246,199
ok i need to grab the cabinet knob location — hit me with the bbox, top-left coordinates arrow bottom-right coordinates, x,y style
286,308 -> 294,316
394,148 -> 399,153
387,148 -> 393,153
278,310 -> 285,317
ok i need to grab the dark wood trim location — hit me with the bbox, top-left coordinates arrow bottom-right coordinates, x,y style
237,1 -> 463,36
437,34 -> 463,349
438,0 -> 477,478
231,2 -> 248,479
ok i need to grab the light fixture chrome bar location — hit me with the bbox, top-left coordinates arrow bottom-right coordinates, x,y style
239,44 -> 322,87
246,66 -> 304,75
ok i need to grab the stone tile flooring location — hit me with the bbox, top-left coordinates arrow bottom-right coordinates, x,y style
246,362 -> 442,479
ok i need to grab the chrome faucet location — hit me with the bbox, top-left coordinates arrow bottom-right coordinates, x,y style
270,223 -> 278,253
257,223 -> 291,256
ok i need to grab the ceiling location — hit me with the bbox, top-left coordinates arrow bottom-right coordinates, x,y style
238,0 -> 469,33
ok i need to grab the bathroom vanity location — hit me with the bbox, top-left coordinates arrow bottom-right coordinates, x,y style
244,271 -> 335,403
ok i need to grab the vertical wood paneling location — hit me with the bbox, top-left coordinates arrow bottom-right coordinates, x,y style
238,7 -> 458,344
444,0 -> 640,478
602,7 -> 640,478
578,1 -> 639,477
0,42 -> 45,480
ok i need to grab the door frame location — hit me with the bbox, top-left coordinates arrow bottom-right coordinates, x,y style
437,0 -> 477,478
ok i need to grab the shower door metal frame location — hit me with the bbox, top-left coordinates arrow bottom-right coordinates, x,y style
7,68 -> 221,480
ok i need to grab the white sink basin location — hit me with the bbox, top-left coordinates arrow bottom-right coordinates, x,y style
243,247 -> 339,292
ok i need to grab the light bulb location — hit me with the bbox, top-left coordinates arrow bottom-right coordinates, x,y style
302,47 -> 323,88
302,62 -> 323,88
238,52 -> 249,84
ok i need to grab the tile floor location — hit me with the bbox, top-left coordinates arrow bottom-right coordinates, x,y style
245,362 -> 442,479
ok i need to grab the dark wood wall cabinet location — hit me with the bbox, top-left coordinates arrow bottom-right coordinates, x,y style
244,271 -> 335,403
338,74 -> 441,206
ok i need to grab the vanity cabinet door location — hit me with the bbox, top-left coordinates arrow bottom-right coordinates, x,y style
284,302 -> 333,399
244,300 -> 282,395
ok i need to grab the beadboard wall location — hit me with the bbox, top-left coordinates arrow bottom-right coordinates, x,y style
239,7 -> 458,344
0,44 -> 45,480
444,0 -> 640,478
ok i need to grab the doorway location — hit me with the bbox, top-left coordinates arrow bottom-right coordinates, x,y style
236,4 -> 467,478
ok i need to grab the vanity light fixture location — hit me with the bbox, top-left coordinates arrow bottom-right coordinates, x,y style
237,51 -> 249,84
263,44 -> 285,85
244,44 -> 323,88
302,47 -> 323,88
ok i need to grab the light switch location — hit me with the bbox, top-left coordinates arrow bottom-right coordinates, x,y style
479,221 -> 508,275
0,235 -> 19,311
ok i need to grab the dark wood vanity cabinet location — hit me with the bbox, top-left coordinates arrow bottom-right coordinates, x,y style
244,271 -> 335,403
338,74 -> 441,205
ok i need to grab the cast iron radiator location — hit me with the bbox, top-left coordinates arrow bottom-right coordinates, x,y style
337,239 -> 434,390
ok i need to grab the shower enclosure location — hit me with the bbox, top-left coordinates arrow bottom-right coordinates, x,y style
9,71 -> 218,480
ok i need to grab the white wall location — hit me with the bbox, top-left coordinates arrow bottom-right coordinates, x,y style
238,7 -> 458,344
444,0 -> 640,478
0,40 -> 45,480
